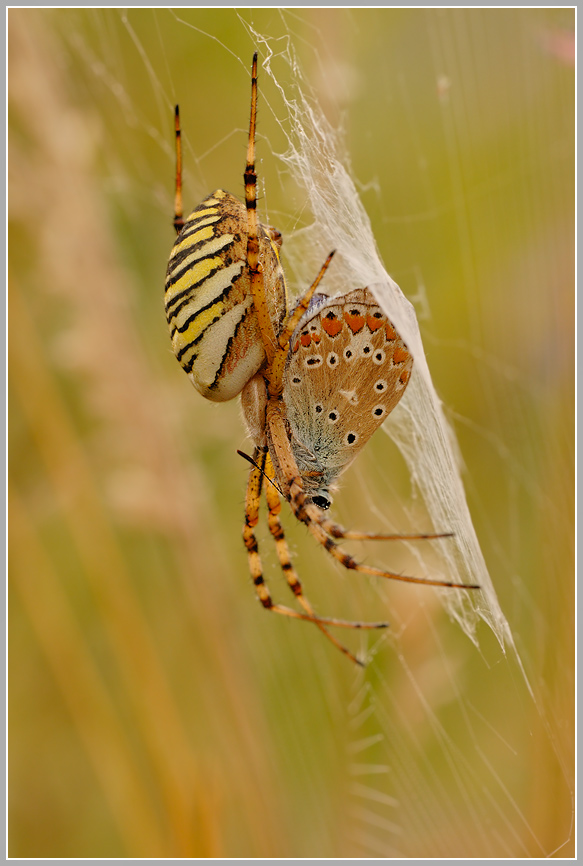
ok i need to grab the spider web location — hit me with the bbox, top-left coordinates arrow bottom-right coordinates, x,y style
9,7 -> 574,859
248,25 -> 508,649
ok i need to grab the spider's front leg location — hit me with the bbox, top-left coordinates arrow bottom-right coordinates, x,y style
244,51 -> 280,365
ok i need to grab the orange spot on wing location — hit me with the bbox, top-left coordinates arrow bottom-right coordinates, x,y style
312,333 -> 321,344
399,370 -> 410,386
292,339 -> 300,353
385,322 -> 397,341
344,312 -> 365,333
393,346 -> 410,365
300,332 -> 312,347
321,317 -> 343,337
367,315 -> 385,332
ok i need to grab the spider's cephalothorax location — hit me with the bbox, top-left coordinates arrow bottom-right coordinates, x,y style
166,54 -> 479,665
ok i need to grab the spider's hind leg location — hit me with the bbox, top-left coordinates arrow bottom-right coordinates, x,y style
265,403 -> 479,591
262,453 -> 374,666
241,449 -> 389,665
288,477 -> 480,590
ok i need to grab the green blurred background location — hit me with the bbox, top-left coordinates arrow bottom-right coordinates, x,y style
8,8 -> 574,858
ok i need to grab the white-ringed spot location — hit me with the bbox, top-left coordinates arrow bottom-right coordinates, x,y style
374,379 -> 388,393
372,349 -> 386,365
327,410 -> 339,424
372,405 -> 387,419
304,355 -> 323,369
344,432 -> 358,446
326,352 -> 339,367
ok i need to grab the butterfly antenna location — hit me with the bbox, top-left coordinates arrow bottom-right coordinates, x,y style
237,450 -> 285,496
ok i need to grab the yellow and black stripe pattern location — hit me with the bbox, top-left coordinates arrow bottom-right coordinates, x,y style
165,188 -> 288,402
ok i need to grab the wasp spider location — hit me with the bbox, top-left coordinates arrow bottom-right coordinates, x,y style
164,54 -> 479,665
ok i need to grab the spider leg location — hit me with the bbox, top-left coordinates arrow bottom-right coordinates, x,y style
291,480 -> 481,589
244,52 -> 278,363
265,402 -> 480,590
242,450 -> 388,644
263,453 -> 387,666
172,106 -> 184,234
321,525 -> 454,543
268,251 -> 336,395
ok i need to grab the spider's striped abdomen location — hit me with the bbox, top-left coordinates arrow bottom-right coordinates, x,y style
165,189 -> 287,402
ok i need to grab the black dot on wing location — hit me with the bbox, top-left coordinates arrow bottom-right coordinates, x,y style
346,432 -> 357,445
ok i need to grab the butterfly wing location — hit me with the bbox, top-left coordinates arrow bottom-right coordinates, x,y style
282,288 -> 413,496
